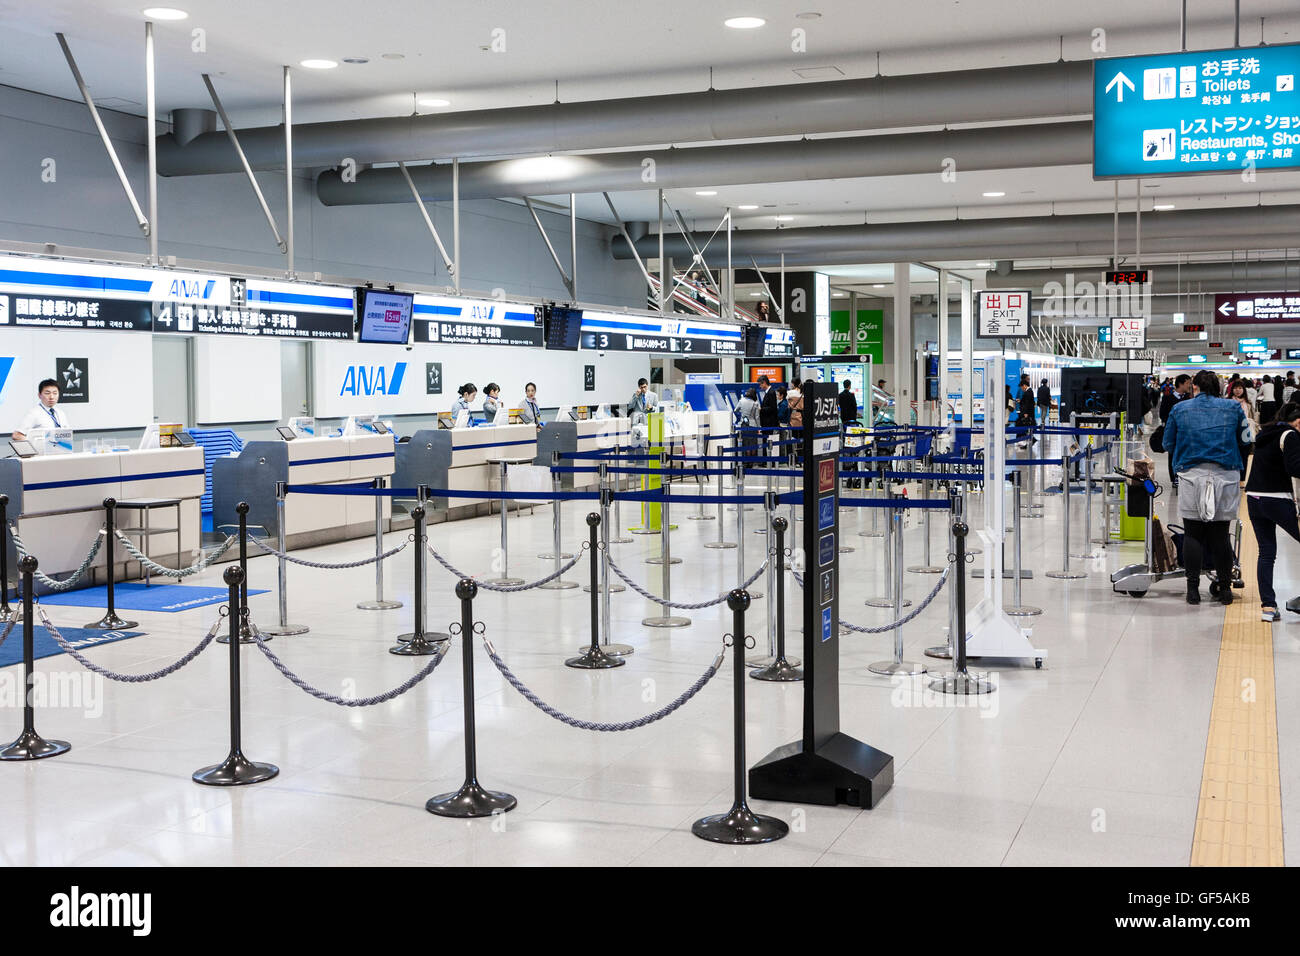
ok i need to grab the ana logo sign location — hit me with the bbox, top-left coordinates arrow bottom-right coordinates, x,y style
340,362 -> 407,397
0,356 -> 14,399
166,278 -> 217,300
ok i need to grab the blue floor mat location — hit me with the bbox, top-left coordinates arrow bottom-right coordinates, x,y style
0,624 -> 142,668
36,583 -> 266,613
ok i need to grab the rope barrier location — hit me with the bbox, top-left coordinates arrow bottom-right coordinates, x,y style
425,542 -> 588,592
608,558 -> 768,609
251,629 -> 448,706
792,568 -> 949,632
616,490 -> 768,505
249,535 -> 408,569
878,470 -> 985,482
39,606 -> 222,682
484,637 -> 723,732
0,610 -> 18,650
9,525 -> 103,592
114,532 -> 237,579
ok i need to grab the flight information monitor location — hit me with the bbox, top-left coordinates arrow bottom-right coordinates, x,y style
356,288 -> 414,344
545,306 -> 583,351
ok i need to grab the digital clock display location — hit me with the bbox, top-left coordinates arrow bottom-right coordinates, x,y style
1105,270 -> 1150,285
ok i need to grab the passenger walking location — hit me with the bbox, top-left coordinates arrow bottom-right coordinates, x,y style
1244,401 -> 1300,622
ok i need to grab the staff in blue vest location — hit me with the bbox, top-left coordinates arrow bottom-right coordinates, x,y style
13,379 -> 72,440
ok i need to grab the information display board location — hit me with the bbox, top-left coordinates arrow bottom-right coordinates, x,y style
1094,43 -> 1300,178
1214,291 -> 1300,324
356,289 -> 414,344
1,293 -> 153,332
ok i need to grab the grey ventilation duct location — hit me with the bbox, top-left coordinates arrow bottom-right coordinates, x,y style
157,60 -> 1092,176
610,205 -> 1300,267
315,122 -> 1091,205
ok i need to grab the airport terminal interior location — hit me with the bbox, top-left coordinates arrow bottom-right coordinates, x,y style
2,1 -> 1300,875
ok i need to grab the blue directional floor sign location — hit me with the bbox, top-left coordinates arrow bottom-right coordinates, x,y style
1093,43 -> 1300,178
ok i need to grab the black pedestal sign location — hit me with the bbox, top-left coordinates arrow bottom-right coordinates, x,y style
748,381 -> 894,807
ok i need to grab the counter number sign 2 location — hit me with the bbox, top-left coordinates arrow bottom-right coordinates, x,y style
977,290 -> 1031,339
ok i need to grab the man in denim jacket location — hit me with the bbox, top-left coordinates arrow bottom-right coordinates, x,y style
1163,370 -> 1252,605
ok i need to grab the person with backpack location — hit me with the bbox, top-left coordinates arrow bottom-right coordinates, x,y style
1245,401 -> 1300,622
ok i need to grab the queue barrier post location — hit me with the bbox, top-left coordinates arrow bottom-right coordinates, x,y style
689,462 -> 715,521
1072,444 -> 1098,560
426,578 -> 517,818
591,483 -> 633,657
582,464 -> 624,595
393,502 -> 450,655
869,488 -> 926,677
729,463 -> 762,600
859,465 -> 885,538
538,451 -> 575,569
692,589 -> 788,845
644,467 -> 690,628
217,502 -> 262,644
262,480 -> 308,636
485,460 -> 524,586
704,461 -> 738,550
86,497 -> 137,631
193,565 -> 279,785
0,494 -> 10,617
908,453 -> 943,574
925,486 -> 961,659
609,439 -> 632,544
0,556 -> 71,760
646,452 -> 682,567
1006,469 -> 1043,617
750,516 -> 802,682
566,513 -> 624,669
357,476 -> 401,610
1047,453 -> 1087,580
929,518 -> 995,695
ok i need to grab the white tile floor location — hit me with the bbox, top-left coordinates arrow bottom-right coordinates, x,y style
0,454 -> 1283,867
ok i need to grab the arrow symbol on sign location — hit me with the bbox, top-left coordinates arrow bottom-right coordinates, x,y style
1218,301 -> 1234,316
1105,71 -> 1135,102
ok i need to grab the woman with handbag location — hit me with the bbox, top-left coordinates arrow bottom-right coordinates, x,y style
1229,379 -> 1258,481
1244,401 -> 1300,622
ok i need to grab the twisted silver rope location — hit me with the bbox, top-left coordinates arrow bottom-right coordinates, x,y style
9,525 -> 103,592
250,630 -> 448,706
483,637 -> 723,731
426,543 -> 587,592
114,531 -> 236,579
607,557 -> 768,609
0,609 -> 18,650
792,567 -> 949,633
38,606 -> 221,682
249,535 -> 408,569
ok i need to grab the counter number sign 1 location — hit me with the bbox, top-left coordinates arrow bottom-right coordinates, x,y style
977,290 -> 1032,339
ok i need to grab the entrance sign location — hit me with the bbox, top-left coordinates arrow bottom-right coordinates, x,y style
1094,43 -> 1300,178
749,380 -> 893,808
1215,291 -> 1300,325
977,289 -> 1031,339
1110,316 -> 1146,350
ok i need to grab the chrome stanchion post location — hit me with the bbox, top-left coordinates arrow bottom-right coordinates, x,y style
692,589 -> 789,845
689,463 -> 714,520
426,579 -> 517,817
730,462 -> 761,599
869,489 -> 925,676
925,486 -> 959,659
1048,452 -> 1086,579
751,516 -> 802,681
609,439 -> 632,544
392,505 -> 449,654
930,520 -> 995,695
0,494 -> 10,617
0,556 -> 71,760
644,474 -> 689,628
540,453 -> 578,589
704,461 -> 736,549
1007,469 -> 1043,616
86,497 -> 137,630
908,454 -> 943,573
1072,444 -> 1098,560
583,464 -> 624,594
357,476 -> 401,610
594,482 -> 633,657
647,452 -> 682,567
485,460 -> 523,585
263,481 -> 308,636
193,565 -> 279,785
567,513 -> 624,669
865,494 -> 897,608
859,465 -> 885,538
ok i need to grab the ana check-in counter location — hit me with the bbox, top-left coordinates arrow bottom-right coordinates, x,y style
211,434 -> 395,549
392,424 -> 538,520
0,448 -> 204,587
534,419 -> 632,490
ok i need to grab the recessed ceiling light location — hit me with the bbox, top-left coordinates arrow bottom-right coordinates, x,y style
695,190 -> 718,196
832,291 -> 846,297
749,292 -> 764,297
725,16 -> 766,28
982,191 -> 1006,198
342,57 -> 370,64
975,261 -> 992,267
381,52 -> 405,60
795,11 -> 823,19
773,215 -> 793,221
872,283 -> 885,288
418,97 -> 451,107
300,59 -> 338,69
1154,203 -> 1176,210
737,204 -> 759,210
142,7 -> 188,19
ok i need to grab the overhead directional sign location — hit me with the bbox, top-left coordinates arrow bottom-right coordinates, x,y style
1215,291 -> 1300,325
1094,43 -> 1300,178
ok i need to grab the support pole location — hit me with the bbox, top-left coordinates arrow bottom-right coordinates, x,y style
868,490 -> 925,676
704,463 -> 737,549
1072,444 -> 1098,560
692,590 -> 789,844
930,520 -> 995,695
283,65 -> 295,278
750,516 -> 803,682
193,566 -> 279,785
1006,470 -> 1043,616
453,158 -> 461,294
644,476 -> 689,628
0,495 -> 10,617
262,480 -> 308,635
1047,453 -> 1087,580
357,477 -> 401,609
145,21 -> 158,265
0,557 -> 71,760
566,513 -> 623,669
87,498 -> 137,630
484,460 -> 523,586
426,580 -> 517,817
592,482 -> 633,657
392,505 -> 449,654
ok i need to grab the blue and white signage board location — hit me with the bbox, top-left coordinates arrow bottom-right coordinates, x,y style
1094,43 -> 1300,178
314,342 -> 418,418
411,293 -> 542,347
580,310 -> 675,353
154,279 -> 355,339
674,318 -> 746,356
764,326 -> 797,356
0,253 -> 230,307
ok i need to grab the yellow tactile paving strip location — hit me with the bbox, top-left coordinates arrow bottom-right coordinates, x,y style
1190,499 -> 1284,866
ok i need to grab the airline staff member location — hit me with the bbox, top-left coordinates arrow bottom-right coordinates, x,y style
518,382 -> 542,427
628,378 -> 657,423
452,383 -> 477,419
13,379 -> 72,440
482,382 -> 502,419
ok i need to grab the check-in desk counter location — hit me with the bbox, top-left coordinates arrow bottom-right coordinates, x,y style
0,448 -> 204,588
211,435 -> 395,550
393,424 -> 537,521
534,419 -> 631,490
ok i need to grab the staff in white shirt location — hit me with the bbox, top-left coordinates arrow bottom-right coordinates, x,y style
13,378 -> 72,440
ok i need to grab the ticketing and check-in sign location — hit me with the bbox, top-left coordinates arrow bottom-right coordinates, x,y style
977,290 -> 1031,338
1094,43 -> 1300,178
